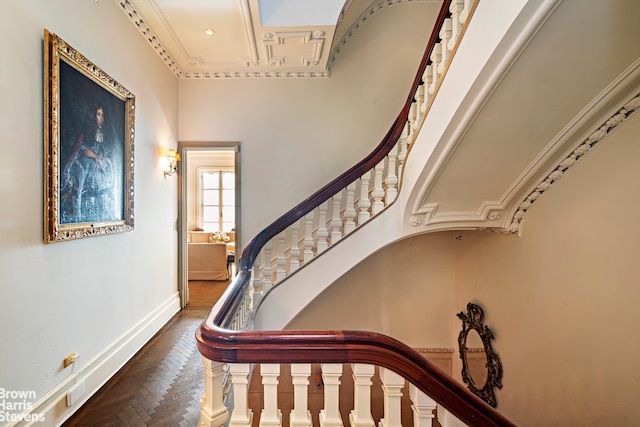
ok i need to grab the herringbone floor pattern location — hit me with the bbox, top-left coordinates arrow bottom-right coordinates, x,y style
63,279 -> 421,427
63,280 -> 228,427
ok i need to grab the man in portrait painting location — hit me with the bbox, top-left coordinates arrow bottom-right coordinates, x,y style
60,102 -> 117,223
58,60 -> 124,225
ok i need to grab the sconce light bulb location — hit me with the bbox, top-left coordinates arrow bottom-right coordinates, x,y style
164,148 -> 180,177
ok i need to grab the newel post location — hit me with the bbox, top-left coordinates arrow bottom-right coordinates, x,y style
199,358 -> 229,427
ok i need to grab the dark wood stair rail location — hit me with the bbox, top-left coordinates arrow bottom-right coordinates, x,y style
197,1 -> 516,425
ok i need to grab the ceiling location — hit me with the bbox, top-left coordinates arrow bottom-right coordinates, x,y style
115,0 -> 391,78
115,0 -> 640,235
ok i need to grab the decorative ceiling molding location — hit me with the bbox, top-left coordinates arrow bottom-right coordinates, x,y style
262,31 -> 326,67
115,0 -> 183,77
506,91 -> 640,235
115,0 -> 435,79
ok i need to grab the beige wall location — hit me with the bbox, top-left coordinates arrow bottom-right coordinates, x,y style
0,1 -> 178,424
289,109 -> 640,425
177,2 -> 441,241
454,111 -> 640,425
288,231 -> 457,348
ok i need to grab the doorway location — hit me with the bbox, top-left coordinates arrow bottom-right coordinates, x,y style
178,142 -> 241,308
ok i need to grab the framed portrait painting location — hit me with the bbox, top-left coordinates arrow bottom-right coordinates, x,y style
44,29 -> 135,243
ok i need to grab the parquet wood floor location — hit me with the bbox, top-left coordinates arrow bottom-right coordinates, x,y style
63,280 -> 230,427
63,278 -> 420,427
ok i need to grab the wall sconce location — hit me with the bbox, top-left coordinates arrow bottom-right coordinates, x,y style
164,148 -> 180,177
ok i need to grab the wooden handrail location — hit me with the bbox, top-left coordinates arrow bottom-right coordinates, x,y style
197,1 -> 516,425
196,324 -> 515,426
214,0 -> 452,327
237,0 -> 452,270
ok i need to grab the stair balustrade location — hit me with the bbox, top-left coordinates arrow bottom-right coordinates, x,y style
197,1 -> 515,426
250,0 -> 474,307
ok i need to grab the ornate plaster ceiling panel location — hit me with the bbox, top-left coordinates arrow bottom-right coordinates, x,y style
115,0 -> 441,78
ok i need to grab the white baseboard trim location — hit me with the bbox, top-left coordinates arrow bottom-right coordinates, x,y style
12,292 -> 181,427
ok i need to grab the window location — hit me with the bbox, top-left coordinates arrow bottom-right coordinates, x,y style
198,168 -> 235,232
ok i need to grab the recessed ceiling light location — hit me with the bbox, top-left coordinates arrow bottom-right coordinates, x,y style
204,28 -> 215,36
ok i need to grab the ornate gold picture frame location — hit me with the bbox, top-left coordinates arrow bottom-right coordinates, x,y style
44,29 -> 135,243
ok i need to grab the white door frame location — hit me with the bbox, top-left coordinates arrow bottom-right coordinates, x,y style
177,141 -> 241,308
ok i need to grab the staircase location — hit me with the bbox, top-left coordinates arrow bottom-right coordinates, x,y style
195,1 -> 517,426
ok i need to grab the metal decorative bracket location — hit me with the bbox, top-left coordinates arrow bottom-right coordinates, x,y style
457,302 -> 503,407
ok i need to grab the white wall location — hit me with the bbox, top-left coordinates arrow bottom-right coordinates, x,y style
178,2 -> 441,241
0,1 -> 179,425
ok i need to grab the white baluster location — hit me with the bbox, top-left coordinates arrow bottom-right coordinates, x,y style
315,201 -> 329,253
260,364 -> 282,427
449,0 -> 465,51
429,43 -> 442,95
410,384 -> 437,427
320,364 -> 343,427
379,367 -> 404,427
261,241 -> 273,294
438,18 -> 453,74
384,146 -> 398,204
288,222 -> 301,273
460,0 -> 474,25
423,64 -> 434,103
290,364 -> 313,427
237,289 -> 246,329
397,122 -> 410,178
302,213 -> 315,264
328,191 -> 343,245
356,175 -> 371,226
413,99 -> 421,128
415,85 -> 426,121
229,292 -> 248,331
349,364 -> 375,427
437,404 -> 468,427
240,286 -> 252,330
273,233 -> 286,283
252,263 -> 263,308
228,363 -> 253,427
370,161 -> 385,215
342,183 -> 357,235
408,102 -> 419,141
200,358 -> 229,427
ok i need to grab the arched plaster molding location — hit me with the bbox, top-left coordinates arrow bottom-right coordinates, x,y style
506,92 -> 640,235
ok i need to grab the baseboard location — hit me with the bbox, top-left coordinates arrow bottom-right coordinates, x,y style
13,292 -> 181,427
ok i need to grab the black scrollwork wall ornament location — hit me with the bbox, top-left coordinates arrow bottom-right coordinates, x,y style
457,302 -> 503,407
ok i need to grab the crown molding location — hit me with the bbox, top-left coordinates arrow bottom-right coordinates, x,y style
116,0 -> 435,79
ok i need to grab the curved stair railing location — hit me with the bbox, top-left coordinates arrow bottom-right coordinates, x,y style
249,0 -> 471,308
196,1 -> 516,426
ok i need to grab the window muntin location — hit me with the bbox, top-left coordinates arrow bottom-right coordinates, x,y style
198,168 -> 235,232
